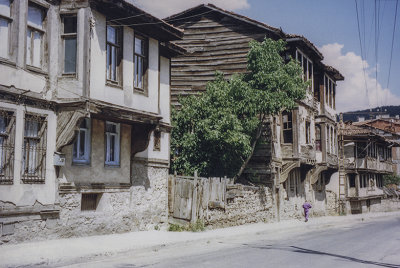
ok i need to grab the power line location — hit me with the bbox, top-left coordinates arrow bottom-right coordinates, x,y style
355,0 -> 370,106
386,0 -> 398,89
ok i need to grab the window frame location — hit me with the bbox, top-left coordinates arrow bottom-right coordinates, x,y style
134,34 -> 148,94
104,121 -> 120,167
282,111 -> 293,144
22,113 -> 47,183
106,23 -> 122,85
72,118 -> 91,165
296,49 -> 313,92
26,2 -> 46,70
0,0 -> 13,60
315,125 -> 321,151
61,14 -> 77,75
305,121 -> 311,145
0,109 -> 15,184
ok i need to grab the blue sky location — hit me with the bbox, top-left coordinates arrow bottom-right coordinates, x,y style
240,0 -> 400,111
133,0 -> 400,112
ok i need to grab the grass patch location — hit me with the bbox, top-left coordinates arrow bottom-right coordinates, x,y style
168,220 -> 205,232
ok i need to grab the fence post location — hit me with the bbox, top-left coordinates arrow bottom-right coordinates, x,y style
191,170 -> 198,223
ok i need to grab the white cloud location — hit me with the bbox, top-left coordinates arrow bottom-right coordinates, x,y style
319,43 -> 400,112
128,0 -> 250,19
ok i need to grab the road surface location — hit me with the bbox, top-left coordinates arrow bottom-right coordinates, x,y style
64,215 -> 400,268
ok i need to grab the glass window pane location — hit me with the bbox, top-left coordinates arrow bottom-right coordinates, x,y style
0,0 -> 10,17
138,57 -> 142,88
107,26 -> 116,43
79,130 -> 85,157
134,55 -> 138,87
26,30 -> 32,65
63,16 -> 76,34
135,37 -> 143,54
0,115 -> 5,133
106,44 -> 110,79
0,18 -> 8,58
64,37 -> 76,73
111,46 -> 116,80
32,31 -> 41,67
28,4 -> 43,29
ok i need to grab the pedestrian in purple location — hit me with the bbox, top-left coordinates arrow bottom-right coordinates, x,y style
303,201 -> 312,222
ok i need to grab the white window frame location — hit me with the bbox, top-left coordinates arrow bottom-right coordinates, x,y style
72,118 -> 91,164
105,121 -> 120,166
296,49 -> 313,91
324,74 -> 336,109
0,0 -> 13,59
61,14 -> 77,74
26,2 -> 45,69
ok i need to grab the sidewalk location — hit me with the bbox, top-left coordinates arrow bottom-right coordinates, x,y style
1,211 -> 400,267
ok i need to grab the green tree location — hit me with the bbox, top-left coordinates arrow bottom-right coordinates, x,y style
171,38 -> 308,178
383,174 -> 400,186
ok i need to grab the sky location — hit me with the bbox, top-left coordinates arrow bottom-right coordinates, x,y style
131,0 -> 400,112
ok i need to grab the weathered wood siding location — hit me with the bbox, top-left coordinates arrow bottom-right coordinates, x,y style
171,14 -> 277,106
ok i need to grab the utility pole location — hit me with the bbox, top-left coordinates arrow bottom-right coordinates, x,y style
338,113 -> 346,215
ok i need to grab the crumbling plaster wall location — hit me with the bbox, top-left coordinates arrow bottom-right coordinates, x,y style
60,119 -> 131,185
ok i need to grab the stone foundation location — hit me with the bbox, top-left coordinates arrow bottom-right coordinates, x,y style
0,163 -> 168,244
205,185 -> 275,228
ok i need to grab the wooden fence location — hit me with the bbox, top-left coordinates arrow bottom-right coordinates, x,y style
168,173 -> 233,223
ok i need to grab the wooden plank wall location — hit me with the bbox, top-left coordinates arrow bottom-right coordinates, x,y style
168,174 -> 233,223
171,14 -> 275,106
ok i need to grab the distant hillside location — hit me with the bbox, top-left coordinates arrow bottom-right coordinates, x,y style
342,105 -> 400,122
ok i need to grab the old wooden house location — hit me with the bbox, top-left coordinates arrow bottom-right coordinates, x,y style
167,4 -> 345,220
0,0 -> 184,242
331,121 -> 399,214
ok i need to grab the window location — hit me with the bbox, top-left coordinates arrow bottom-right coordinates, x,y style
0,110 -> 15,184
61,15 -> 77,74
356,142 -> 367,158
315,125 -> 321,151
134,35 -> 147,91
106,24 -> 122,83
26,3 -> 45,68
305,121 -> 311,144
376,174 -> 383,188
22,114 -> 47,183
360,174 -> 368,188
73,118 -> 90,164
287,168 -> 301,197
153,130 -> 161,151
105,121 -> 120,166
348,174 -> 356,188
282,111 -> 293,143
81,193 -> 101,211
0,0 -> 12,59
324,74 -> 336,109
296,49 -> 313,90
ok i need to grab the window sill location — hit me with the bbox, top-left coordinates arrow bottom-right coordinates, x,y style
60,73 -> 77,79
72,161 -> 91,166
26,65 -> 48,76
104,164 -> 120,168
133,87 -> 148,96
0,57 -> 17,68
106,81 -> 123,89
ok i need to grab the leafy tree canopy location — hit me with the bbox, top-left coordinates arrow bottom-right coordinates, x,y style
384,174 -> 400,186
171,38 -> 308,177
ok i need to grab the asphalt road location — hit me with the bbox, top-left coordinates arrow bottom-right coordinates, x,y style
64,216 -> 400,268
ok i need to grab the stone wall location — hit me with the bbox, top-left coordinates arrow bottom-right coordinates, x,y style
205,185 -> 275,228
0,162 -> 169,244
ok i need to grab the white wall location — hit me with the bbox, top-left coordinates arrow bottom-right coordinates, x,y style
89,10 -> 160,115
0,102 -> 57,206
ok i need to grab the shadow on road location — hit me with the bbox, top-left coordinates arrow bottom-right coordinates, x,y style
245,244 -> 400,268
